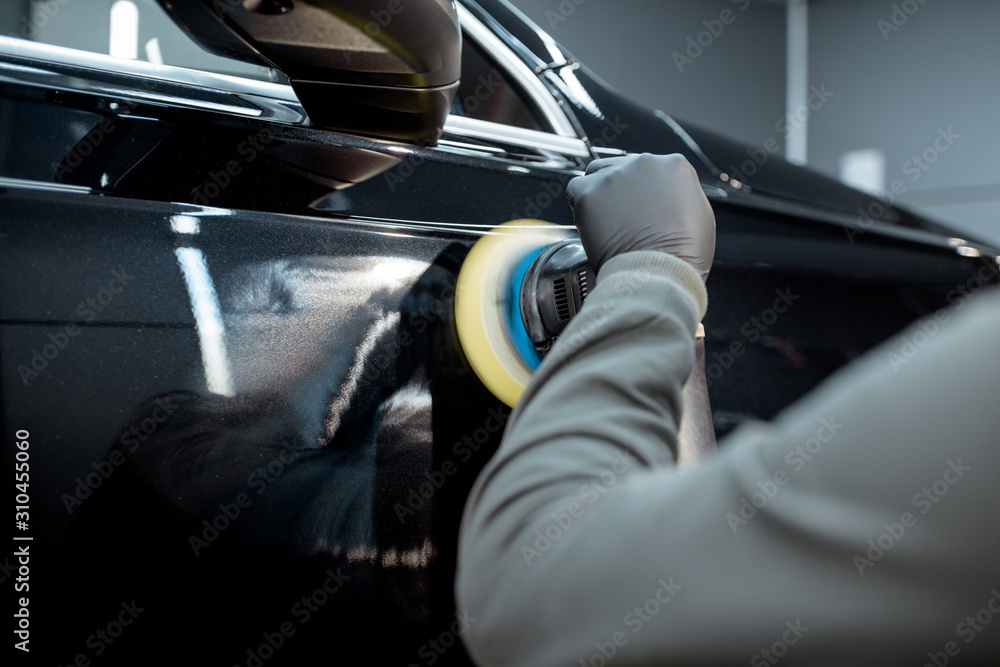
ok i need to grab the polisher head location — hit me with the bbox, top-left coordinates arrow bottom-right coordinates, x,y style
454,219 -> 594,407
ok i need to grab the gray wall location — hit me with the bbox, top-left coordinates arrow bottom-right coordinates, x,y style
807,0 -> 1000,244
0,0 -> 30,38
511,0 -> 789,152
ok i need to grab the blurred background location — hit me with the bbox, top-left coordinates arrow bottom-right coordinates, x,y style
510,0 -> 1000,245
3,0 -> 997,244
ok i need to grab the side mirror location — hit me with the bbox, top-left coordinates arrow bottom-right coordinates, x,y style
158,0 -> 461,145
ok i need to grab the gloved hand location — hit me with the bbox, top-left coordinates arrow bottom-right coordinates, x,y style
565,153 -> 716,280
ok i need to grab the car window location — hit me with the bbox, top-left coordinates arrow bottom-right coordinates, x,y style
449,37 -> 547,133
10,0 -> 285,82
7,1 -> 551,133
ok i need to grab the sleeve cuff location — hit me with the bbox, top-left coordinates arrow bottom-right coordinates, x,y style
599,250 -> 709,320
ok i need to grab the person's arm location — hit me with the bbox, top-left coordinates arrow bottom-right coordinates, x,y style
457,247 -> 706,664
456,154 -> 1000,666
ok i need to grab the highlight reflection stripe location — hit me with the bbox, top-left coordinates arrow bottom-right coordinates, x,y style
175,247 -> 235,397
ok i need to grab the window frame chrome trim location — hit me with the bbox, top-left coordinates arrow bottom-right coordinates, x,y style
455,4 -> 577,139
442,115 -> 588,158
0,35 -> 309,123
0,35 -> 295,100
0,13 -> 587,157
0,176 -> 92,194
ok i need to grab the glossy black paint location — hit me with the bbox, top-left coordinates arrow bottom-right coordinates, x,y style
1,1 -> 998,665
4,190 -> 505,664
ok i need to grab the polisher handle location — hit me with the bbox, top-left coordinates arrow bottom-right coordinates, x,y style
676,333 -> 717,467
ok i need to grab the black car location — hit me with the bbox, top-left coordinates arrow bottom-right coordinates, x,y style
2,1 -> 997,665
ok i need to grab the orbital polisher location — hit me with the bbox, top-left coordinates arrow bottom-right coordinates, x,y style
454,219 -> 595,408
454,219 -> 717,466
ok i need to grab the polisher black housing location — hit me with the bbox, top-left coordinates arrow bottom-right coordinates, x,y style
520,239 -> 596,353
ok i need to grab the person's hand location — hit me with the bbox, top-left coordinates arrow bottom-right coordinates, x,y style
565,153 -> 716,280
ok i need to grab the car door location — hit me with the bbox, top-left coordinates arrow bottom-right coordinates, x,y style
0,3 -> 588,665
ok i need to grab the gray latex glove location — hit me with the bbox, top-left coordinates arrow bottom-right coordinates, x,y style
565,153 -> 716,279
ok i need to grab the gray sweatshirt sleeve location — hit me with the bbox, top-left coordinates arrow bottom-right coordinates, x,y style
455,250 -> 1000,666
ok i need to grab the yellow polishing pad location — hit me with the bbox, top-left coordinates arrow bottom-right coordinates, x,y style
455,219 -> 572,407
